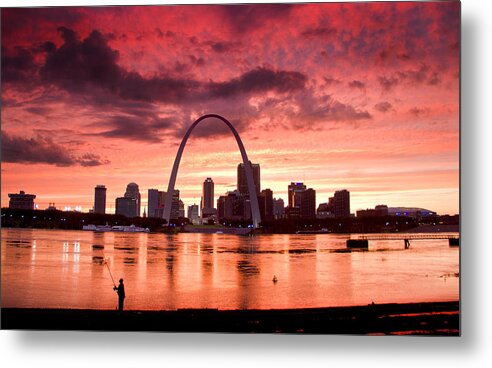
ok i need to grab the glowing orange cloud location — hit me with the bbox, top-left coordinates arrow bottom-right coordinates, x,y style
1,2 -> 459,215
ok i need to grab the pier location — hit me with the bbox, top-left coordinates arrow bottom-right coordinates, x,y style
347,233 -> 460,249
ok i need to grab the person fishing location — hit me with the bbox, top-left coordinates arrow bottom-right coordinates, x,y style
103,257 -> 126,311
113,278 -> 126,311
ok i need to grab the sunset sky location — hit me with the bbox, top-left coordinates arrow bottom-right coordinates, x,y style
1,2 -> 460,215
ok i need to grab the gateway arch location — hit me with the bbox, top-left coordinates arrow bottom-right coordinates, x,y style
163,114 -> 261,228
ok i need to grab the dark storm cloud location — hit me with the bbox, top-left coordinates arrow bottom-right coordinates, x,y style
25,106 -> 54,116
208,41 -> 241,53
378,76 -> 399,91
323,76 -> 342,86
293,93 -> 372,126
397,63 -> 430,84
409,107 -> 430,117
41,28 -> 122,92
378,63 -> 441,91
374,101 -> 393,113
96,116 -> 161,143
209,67 -> 307,98
37,28 -> 307,105
348,80 -> 365,89
1,7 -> 84,38
2,131 -> 74,166
301,27 -> 337,38
117,72 -> 199,103
2,131 -> 109,167
427,72 -> 441,85
218,4 -> 293,34
1,46 -> 37,83
93,115 -> 175,143
310,99 -> 372,122
77,153 -> 110,167
188,55 -> 205,67
155,27 -> 164,38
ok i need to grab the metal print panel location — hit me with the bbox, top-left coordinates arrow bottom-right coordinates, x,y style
1,1 -> 460,335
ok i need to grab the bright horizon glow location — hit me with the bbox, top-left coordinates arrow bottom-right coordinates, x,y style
1,2 -> 460,216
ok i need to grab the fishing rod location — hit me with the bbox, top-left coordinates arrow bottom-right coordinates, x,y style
103,256 -> 116,288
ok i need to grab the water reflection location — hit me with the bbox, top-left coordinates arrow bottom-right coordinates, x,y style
1,228 -> 459,310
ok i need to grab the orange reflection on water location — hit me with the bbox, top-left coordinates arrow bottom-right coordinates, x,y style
1,228 -> 459,310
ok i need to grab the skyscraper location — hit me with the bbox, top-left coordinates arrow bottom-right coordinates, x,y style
217,190 -> 251,221
299,188 -> 316,218
94,185 -> 107,214
237,162 -> 260,195
170,189 -> 182,220
148,189 -> 159,218
273,197 -> 285,219
258,188 -> 274,221
334,189 -> 350,217
188,204 -> 199,224
115,197 -> 137,218
288,182 -> 306,208
287,183 -> 315,218
124,183 -> 141,217
202,177 -> 215,218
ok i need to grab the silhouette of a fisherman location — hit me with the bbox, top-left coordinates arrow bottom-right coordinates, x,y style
113,278 -> 125,311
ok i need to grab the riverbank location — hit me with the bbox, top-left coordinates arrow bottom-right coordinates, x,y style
2,208 -> 459,234
1,301 -> 459,335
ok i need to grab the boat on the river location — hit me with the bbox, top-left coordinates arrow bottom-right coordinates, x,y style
111,225 -> 150,233
83,224 -> 150,233
82,224 -> 112,232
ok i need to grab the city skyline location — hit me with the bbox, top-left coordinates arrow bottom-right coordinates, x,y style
1,3 -> 459,215
6,179 -> 440,220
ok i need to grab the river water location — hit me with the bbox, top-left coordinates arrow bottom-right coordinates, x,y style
1,228 -> 459,310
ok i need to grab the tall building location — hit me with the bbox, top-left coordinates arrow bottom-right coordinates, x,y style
152,190 -> 184,219
188,204 -> 200,224
288,182 -> 306,208
333,189 -> 350,217
156,191 -> 167,218
217,190 -> 251,221
287,183 -> 315,218
202,177 -> 215,218
258,189 -> 274,221
178,199 -> 185,219
124,182 -> 141,217
148,189 -> 160,218
299,188 -> 316,218
149,190 -> 168,218
8,191 -> 36,210
170,190 -> 182,220
217,195 -> 227,220
115,197 -> 137,218
237,162 -> 260,195
94,185 -> 107,214
273,198 -> 285,219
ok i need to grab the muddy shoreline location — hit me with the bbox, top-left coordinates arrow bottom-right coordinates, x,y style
1,301 -> 459,335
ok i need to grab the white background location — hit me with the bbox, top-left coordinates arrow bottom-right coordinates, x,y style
1,0 -> 491,367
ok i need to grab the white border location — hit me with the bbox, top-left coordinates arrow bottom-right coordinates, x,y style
2,0 -> 492,367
